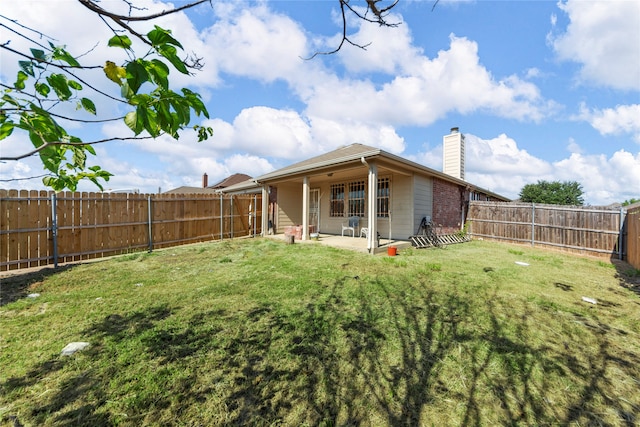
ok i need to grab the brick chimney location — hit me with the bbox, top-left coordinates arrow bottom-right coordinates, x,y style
442,127 -> 465,180
202,173 -> 208,188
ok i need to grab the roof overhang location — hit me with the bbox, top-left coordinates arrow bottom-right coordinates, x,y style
253,146 -> 510,201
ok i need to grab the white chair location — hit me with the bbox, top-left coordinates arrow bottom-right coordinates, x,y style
341,216 -> 359,237
360,227 -> 369,238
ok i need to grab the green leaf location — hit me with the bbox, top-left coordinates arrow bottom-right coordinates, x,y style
104,61 -> 126,85
30,48 -> 46,62
71,146 -> 87,169
124,111 -> 140,134
47,73 -> 72,101
126,60 -> 149,94
146,59 -> 169,90
80,97 -> 96,115
108,35 -> 133,50
18,61 -> 34,77
139,106 -> 160,137
147,26 -> 183,49
182,88 -> 209,118
14,71 -> 28,90
156,44 -> 188,74
68,80 -> 82,91
51,46 -> 80,67
35,82 -> 51,97
2,94 -> 20,107
128,94 -> 151,106
0,121 -> 14,140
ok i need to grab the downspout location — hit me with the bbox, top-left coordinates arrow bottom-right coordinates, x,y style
362,157 -> 378,253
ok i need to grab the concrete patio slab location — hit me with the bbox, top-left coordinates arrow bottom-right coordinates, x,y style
267,233 -> 413,255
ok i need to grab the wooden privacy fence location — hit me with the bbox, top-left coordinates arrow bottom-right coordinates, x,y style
626,205 -> 640,269
0,190 -> 262,271
467,201 -> 626,259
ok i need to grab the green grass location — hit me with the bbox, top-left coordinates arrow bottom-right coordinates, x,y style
1,238 -> 639,426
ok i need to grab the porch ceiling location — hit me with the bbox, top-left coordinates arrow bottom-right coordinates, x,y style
262,156 -> 413,186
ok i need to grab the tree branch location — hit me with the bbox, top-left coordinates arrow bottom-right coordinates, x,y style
304,0 -> 400,59
0,174 -> 50,183
0,135 -> 155,161
1,105 -> 124,124
1,44 -> 126,103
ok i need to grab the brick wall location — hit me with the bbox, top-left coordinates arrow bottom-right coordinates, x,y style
432,178 -> 465,234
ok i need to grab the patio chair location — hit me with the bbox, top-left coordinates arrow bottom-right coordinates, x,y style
360,227 -> 369,238
341,216 -> 359,237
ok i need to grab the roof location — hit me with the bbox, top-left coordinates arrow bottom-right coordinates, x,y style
163,186 -> 218,194
208,173 -> 252,189
219,178 -> 261,194
257,144 -> 381,181
255,143 -> 510,201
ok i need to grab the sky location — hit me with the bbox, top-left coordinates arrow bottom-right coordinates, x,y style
1,0 -> 639,205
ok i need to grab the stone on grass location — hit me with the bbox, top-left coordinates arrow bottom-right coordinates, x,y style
27,293 -> 40,298
61,342 -> 90,356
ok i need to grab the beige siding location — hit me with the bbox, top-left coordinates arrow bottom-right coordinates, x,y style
275,171 -> 429,239
413,175 -> 433,233
385,174 -> 414,239
276,182 -> 302,233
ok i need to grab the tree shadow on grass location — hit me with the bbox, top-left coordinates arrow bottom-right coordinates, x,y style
1,304 -> 173,426
459,291 -> 640,427
611,258 -> 640,298
3,275 -> 640,426
0,265 -> 74,306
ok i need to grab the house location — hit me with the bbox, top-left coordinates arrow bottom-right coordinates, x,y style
224,128 -> 510,251
164,173 -> 253,194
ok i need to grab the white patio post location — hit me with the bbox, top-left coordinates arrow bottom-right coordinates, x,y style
302,176 -> 310,240
367,161 -> 378,251
261,185 -> 269,236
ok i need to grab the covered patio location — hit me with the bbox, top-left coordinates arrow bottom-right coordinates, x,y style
266,233 -> 413,255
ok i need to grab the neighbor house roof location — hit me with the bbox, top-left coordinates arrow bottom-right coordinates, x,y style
209,173 -> 252,190
163,186 -> 218,194
254,143 -> 510,201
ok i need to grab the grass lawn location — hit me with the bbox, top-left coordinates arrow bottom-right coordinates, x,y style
1,238 -> 639,426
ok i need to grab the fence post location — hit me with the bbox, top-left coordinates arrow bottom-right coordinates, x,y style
51,193 -> 58,268
531,203 -> 535,247
253,195 -> 258,236
230,196 -> 234,239
220,194 -> 223,240
147,195 -> 153,252
619,207 -> 625,260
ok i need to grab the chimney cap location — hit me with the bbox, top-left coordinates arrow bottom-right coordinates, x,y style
450,127 -> 459,133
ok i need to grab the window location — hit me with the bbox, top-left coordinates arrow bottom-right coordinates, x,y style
377,178 -> 390,218
348,181 -> 365,217
330,184 -> 344,217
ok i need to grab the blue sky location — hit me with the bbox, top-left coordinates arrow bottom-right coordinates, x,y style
1,0 -> 639,205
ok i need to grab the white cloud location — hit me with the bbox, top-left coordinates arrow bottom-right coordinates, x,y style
416,132 -> 640,205
466,134 -> 552,175
304,35 -> 555,127
566,137 -> 583,154
338,11 -> 422,75
553,150 -> 640,204
232,107 -> 314,159
551,0 -> 640,90
577,104 -> 640,143
202,4 -> 311,83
